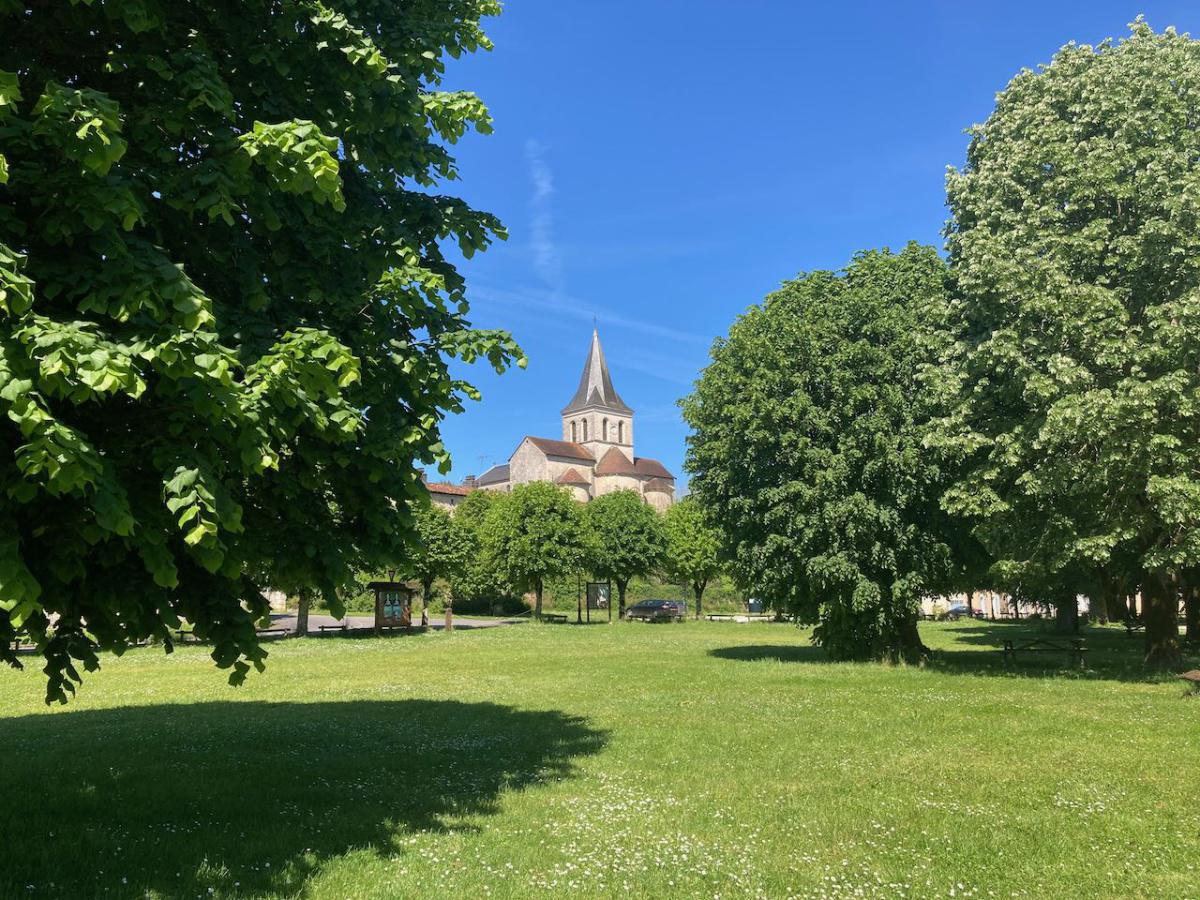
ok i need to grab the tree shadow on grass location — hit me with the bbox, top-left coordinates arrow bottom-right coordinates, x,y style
0,700 -> 606,898
923,621 -> 1196,683
708,644 -> 828,664
707,622 -> 1196,684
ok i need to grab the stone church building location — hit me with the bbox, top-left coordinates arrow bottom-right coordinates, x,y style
427,329 -> 676,512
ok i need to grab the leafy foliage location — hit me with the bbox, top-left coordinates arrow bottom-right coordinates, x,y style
481,482 -> 587,617
934,20 -> 1200,664
583,489 -> 666,615
404,503 -> 471,607
682,246 -> 953,657
661,496 -> 722,618
0,0 -> 521,701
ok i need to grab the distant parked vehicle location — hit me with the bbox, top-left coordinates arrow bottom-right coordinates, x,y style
625,599 -> 687,622
940,604 -> 986,621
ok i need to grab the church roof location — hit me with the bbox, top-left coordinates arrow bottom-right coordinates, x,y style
643,477 -> 674,494
476,464 -> 510,486
525,436 -> 595,462
594,447 -> 639,476
555,467 -> 590,486
634,457 -> 674,479
561,329 -> 633,415
594,447 -> 675,479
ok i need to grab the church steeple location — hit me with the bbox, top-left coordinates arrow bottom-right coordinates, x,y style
561,329 -> 634,455
561,328 -> 632,415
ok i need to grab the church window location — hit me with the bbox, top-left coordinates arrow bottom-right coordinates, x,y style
618,421 -> 624,443
602,418 -> 609,440
571,420 -> 578,442
582,419 -> 588,441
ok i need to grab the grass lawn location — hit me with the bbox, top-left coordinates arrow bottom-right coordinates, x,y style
1,620 -> 1198,899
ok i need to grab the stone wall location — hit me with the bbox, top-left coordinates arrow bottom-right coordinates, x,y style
563,410 -> 632,456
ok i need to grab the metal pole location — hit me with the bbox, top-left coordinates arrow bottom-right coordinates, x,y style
576,574 -> 582,624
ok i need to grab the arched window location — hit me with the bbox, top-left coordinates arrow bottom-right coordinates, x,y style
571,420 -> 577,442
602,418 -> 609,441
617,421 -> 624,444
582,419 -> 588,441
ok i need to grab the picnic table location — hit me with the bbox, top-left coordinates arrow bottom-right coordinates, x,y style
1002,637 -> 1087,668
1124,616 -> 1144,636
539,613 -> 568,623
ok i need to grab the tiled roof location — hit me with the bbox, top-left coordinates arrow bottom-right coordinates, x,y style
561,329 -> 633,415
594,448 -> 675,480
634,457 -> 674,479
426,482 -> 472,496
476,464 -> 510,486
643,477 -> 674,494
594,446 -> 639,476
555,467 -> 590,486
525,436 -> 595,462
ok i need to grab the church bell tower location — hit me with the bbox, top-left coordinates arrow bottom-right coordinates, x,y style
561,329 -> 634,460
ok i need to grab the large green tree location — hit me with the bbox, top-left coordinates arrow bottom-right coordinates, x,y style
935,21 -> 1200,667
584,489 -> 666,617
482,482 -> 587,618
661,496 -> 722,619
0,1 -> 521,701
404,502 -> 471,625
683,245 -> 955,658
447,487 -> 510,609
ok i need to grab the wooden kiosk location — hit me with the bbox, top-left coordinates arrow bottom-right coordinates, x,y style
368,580 -> 415,634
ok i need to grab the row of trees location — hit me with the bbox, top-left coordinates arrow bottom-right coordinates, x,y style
683,21 -> 1200,668
403,484 -> 722,621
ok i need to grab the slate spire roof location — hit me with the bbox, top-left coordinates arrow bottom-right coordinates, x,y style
561,328 -> 633,415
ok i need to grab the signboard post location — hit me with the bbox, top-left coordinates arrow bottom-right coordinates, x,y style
369,581 -> 414,634
586,582 -> 612,623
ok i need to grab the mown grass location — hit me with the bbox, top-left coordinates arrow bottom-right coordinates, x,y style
1,620 -> 1197,899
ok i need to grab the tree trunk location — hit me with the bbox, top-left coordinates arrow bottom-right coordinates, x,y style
1091,580 -> 1109,625
535,579 -> 543,619
693,580 -> 706,620
617,579 -> 627,619
1142,570 -> 1181,669
1055,591 -> 1079,634
966,589 -> 975,616
422,577 -> 433,628
1127,591 -> 1138,622
1185,582 -> 1199,644
295,588 -> 310,636
897,613 -> 931,662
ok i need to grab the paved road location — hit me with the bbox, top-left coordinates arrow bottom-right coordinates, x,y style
267,612 -> 526,633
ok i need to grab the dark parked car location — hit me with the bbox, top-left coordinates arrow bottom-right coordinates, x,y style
625,599 -> 687,622
941,603 -> 986,621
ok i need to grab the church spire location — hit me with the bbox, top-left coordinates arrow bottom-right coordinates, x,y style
561,328 -> 632,415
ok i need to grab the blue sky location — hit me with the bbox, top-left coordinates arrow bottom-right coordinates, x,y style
428,2 -> 1200,485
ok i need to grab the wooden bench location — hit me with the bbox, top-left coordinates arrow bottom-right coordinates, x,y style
256,627 -> 290,638
318,623 -> 347,633
1002,637 -> 1087,668
539,613 -> 568,623
1125,617 -> 1144,636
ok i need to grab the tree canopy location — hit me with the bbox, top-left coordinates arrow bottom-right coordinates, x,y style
933,20 -> 1200,665
405,503 -> 471,610
482,482 -> 587,618
682,245 -> 954,657
583,489 -> 666,616
0,0 -> 521,701
661,496 -> 723,619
